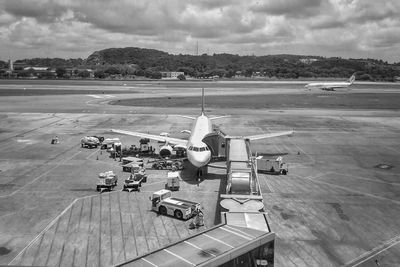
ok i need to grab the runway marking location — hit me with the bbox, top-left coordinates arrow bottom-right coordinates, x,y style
0,150 -> 82,198
86,95 -> 104,99
344,234 -> 400,267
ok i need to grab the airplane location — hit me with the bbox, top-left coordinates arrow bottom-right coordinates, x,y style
111,89 -> 294,174
304,73 -> 356,91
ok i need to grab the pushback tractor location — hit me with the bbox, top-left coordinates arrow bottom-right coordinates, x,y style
149,189 -> 200,220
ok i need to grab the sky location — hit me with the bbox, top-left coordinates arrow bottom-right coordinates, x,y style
0,0 -> 399,62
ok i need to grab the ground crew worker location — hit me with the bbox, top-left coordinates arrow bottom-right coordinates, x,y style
195,208 -> 204,227
189,207 -> 204,229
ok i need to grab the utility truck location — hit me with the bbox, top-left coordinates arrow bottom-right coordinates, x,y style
256,156 -> 288,175
149,189 -> 200,220
165,171 -> 180,191
81,136 -> 100,148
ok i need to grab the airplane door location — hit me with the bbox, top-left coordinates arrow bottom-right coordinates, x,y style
202,131 -> 226,158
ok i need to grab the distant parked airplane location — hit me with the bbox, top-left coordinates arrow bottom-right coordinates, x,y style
305,73 -> 356,91
112,89 -> 293,175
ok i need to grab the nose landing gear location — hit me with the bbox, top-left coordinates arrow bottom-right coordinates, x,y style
196,166 -> 208,178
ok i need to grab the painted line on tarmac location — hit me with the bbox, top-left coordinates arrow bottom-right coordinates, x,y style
302,172 -> 400,205
336,173 -> 400,187
344,234 -> 400,267
85,148 -> 100,160
0,151 -> 82,198
8,190 -> 119,265
139,181 -> 165,188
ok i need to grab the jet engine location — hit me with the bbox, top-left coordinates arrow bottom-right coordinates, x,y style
159,144 -> 173,158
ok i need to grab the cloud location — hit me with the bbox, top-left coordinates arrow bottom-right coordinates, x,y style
2,0 -> 70,23
251,0 -> 323,17
0,0 -> 399,62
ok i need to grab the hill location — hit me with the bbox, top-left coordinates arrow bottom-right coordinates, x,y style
85,47 -> 400,81
4,47 -> 400,81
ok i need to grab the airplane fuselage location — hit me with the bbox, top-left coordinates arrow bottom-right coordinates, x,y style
305,82 -> 351,90
186,113 -> 212,168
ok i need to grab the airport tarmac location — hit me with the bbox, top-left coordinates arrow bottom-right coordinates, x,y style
0,80 -> 399,266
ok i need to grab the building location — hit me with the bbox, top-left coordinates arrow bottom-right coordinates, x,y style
8,59 -> 13,71
160,71 -> 184,79
299,58 -> 318,64
18,67 -> 56,78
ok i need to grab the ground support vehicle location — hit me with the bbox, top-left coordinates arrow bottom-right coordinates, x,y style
122,157 -> 144,169
123,171 -> 146,192
51,136 -> 59,144
152,159 -> 183,170
256,156 -> 288,175
129,164 -> 147,182
165,171 -> 180,191
97,171 -> 118,192
81,136 -> 100,148
123,164 -> 147,191
139,138 -> 151,153
101,138 -> 120,150
149,189 -> 200,220
92,136 -> 104,143
104,139 -> 122,158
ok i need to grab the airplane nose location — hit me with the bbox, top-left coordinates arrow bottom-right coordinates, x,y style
189,151 -> 211,168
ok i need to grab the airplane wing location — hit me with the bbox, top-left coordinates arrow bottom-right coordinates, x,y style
111,129 -> 188,146
245,130 -> 294,141
175,115 -> 196,120
210,115 -> 230,120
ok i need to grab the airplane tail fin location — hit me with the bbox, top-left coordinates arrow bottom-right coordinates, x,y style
201,88 -> 205,114
348,73 -> 356,84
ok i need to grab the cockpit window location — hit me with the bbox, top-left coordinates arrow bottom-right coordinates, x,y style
188,146 -> 193,151
200,147 -> 205,151
193,147 -> 199,151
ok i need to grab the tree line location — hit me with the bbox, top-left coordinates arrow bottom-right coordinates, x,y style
2,47 -> 400,81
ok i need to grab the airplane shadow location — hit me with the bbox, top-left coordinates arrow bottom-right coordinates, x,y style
180,161 -> 225,185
